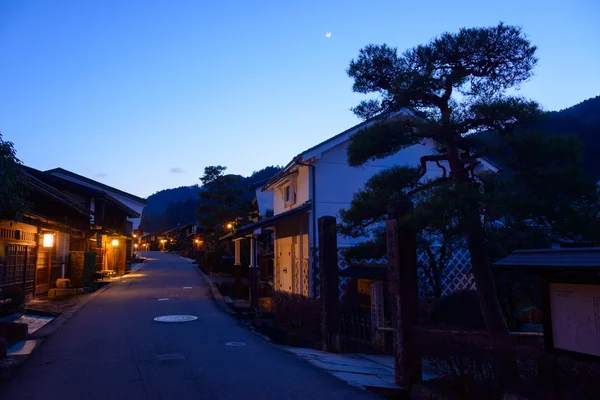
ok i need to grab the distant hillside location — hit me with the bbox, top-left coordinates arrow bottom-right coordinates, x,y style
144,185 -> 201,217
140,166 -> 281,233
541,96 -> 600,179
468,95 -> 600,179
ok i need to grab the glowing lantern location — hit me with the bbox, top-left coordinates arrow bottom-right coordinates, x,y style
43,233 -> 54,248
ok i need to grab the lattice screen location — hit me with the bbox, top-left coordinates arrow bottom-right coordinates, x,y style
336,247 -> 475,300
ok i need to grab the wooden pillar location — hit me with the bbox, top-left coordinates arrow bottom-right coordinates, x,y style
370,282 -> 385,352
386,201 -> 421,388
249,235 -> 259,310
234,239 -> 243,299
318,216 -> 340,353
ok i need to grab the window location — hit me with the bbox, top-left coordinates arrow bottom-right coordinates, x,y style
283,183 -> 296,206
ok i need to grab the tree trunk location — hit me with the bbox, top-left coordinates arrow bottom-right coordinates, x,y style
445,142 -> 509,334
445,141 -> 519,391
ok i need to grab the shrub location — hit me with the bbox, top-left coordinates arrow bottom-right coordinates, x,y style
273,292 -> 321,336
203,251 -> 223,274
0,286 -> 25,316
415,327 -> 600,399
430,290 -> 486,330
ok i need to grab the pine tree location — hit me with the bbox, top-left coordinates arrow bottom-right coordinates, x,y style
0,133 -> 28,221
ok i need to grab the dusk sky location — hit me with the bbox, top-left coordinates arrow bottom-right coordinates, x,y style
1,0 -> 599,198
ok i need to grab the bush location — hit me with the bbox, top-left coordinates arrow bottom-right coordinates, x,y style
0,286 -> 25,316
203,251 -> 223,274
430,290 -> 486,329
273,292 -> 321,336
414,327 -> 600,399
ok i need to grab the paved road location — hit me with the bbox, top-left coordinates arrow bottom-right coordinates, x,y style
0,252 -> 377,400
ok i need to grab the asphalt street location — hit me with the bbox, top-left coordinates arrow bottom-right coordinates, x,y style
0,251 -> 377,400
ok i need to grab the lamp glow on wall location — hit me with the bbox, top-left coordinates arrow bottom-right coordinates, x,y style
112,239 -> 119,246
42,233 -> 54,248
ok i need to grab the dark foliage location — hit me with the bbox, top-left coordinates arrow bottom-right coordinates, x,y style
0,134 -> 29,221
430,290 -> 486,330
415,328 -> 600,400
273,292 -> 322,337
343,23 -> 599,342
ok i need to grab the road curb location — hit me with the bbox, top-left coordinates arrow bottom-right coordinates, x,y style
0,279 -> 115,384
31,281 -> 113,339
183,257 -> 236,316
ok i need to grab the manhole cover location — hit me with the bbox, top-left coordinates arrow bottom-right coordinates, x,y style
154,315 -> 198,323
225,341 -> 247,347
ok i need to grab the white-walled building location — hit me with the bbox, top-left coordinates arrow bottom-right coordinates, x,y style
234,112 -> 497,298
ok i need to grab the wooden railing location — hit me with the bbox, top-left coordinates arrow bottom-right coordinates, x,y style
340,307 -> 372,343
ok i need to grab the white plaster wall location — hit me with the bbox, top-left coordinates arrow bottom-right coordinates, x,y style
314,139 -> 443,247
273,165 -> 311,215
255,187 -> 274,217
108,193 -> 146,230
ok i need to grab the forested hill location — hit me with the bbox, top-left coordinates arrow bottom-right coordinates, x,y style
140,166 -> 281,233
542,96 -> 600,180
468,95 -> 600,179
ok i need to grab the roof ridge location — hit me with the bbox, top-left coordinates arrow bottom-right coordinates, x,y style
46,167 -> 148,204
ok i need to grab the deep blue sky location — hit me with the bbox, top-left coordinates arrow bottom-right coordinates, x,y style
1,0 -> 599,198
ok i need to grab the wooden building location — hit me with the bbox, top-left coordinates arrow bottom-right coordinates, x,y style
23,167 -> 140,277
0,170 -> 90,298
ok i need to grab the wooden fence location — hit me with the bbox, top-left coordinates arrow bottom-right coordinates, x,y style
340,307 -> 372,344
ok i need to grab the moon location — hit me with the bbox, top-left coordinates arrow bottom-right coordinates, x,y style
325,32 -> 331,38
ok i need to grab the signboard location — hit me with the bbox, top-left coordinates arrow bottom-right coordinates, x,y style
549,282 -> 600,357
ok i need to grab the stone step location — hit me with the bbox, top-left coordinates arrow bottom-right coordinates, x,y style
47,288 -> 83,299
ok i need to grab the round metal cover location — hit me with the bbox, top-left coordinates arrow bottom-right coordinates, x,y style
154,315 -> 198,323
225,341 -> 247,347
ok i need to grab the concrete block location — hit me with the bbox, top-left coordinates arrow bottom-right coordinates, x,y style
48,288 -> 79,299
0,322 -> 28,342
55,279 -> 72,289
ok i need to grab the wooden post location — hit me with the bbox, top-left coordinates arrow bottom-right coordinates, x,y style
234,239 -> 243,299
370,282 -> 385,352
318,216 -> 341,353
386,201 -> 421,388
249,235 -> 259,310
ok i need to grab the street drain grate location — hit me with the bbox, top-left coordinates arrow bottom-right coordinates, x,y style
154,315 -> 198,323
225,341 -> 247,347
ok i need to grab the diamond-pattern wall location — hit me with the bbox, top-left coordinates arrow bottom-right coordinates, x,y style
294,260 -> 300,294
417,247 -> 475,297
301,259 -> 310,297
337,247 -> 475,300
